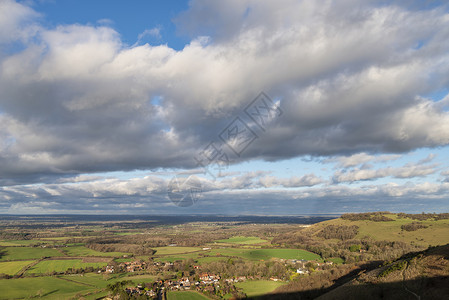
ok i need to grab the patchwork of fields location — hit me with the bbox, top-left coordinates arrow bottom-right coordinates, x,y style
0,237 -> 319,298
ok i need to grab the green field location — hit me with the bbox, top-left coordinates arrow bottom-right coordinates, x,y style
26,259 -> 107,274
328,257 -> 345,264
63,245 -> 130,257
153,246 -> 202,256
0,276 -> 91,299
59,273 -> 156,289
154,251 -> 203,262
195,256 -> 228,264
167,291 -> 211,300
0,240 -> 42,247
0,247 -> 62,261
216,236 -> 268,245
209,248 -> 321,261
235,280 -> 286,297
0,260 -> 35,275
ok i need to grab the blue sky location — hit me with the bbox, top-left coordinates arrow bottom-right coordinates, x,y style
0,0 -> 448,215
32,0 -> 190,49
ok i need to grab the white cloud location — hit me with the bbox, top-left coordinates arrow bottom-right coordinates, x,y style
332,162 -> 437,183
326,153 -> 401,168
0,0 -> 448,217
137,27 -> 162,42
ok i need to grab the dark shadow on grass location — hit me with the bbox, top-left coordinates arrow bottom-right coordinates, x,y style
246,276 -> 449,300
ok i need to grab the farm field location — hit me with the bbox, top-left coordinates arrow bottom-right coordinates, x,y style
235,280 -> 286,297
0,240 -> 42,246
167,291 -> 212,300
247,249 -> 322,261
154,251 -> 204,262
0,276 -> 91,299
0,247 -> 63,261
59,273 -> 157,289
195,256 -> 228,264
209,248 -> 321,261
0,260 -> 35,275
215,236 -> 268,245
26,259 -> 107,274
63,245 -> 130,257
153,246 -> 203,256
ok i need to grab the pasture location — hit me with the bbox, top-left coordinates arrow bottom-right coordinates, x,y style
0,276 -> 91,299
153,246 -> 202,256
209,248 -> 321,261
26,259 -> 107,274
216,236 -> 268,245
0,260 -> 35,275
167,291 -> 211,300
0,240 -> 41,246
0,247 -> 62,261
247,249 -> 322,261
235,280 -> 286,297
59,273 -> 156,289
63,245 -> 130,257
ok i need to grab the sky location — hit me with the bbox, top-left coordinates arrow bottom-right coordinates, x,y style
0,0 -> 449,215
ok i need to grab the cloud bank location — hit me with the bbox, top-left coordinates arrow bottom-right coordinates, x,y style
0,0 -> 448,214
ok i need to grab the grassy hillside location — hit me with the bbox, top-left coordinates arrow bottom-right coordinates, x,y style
316,244 -> 449,300
306,213 -> 449,247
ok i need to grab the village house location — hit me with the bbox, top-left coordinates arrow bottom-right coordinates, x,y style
119,261 -> 146,272
105,265 -> 114,273
296,267 -> 308,274
199,273 -> 220,283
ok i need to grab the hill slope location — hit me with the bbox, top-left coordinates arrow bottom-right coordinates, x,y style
304,212 -> 449,247
316,244 -> 449,300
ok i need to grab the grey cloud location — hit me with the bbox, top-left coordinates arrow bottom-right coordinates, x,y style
0,1 -> 449,186
2,172 -> 448,214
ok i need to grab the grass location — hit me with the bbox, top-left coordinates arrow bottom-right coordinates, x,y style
216,236 -> 268,245
154,251 -> 203,262
114,232 -> 142,236
26,259 -> 107,274
235,280 -> 286,297
167,290 -> 211,300
153,246 -> 202,256
247,249 -> 321,261
63,245 -> 130,257
0,260 -> 35,275
0,240 -> 42,246
0,247 -> 62,261
195,256 -> 228,264
315,214 -> 449,247
328,257 -> 345,264
0,276 -> 91,299
209,248 -> 321,261
59,273 -> 155,288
